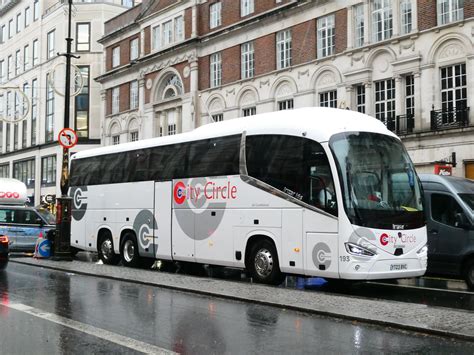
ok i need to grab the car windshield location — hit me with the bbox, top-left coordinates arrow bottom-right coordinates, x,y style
329,132 -> 424,229
459,194 -> 474,212
36,208 -> 56,225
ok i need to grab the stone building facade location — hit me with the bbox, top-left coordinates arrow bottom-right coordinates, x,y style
98,0 -> 474,178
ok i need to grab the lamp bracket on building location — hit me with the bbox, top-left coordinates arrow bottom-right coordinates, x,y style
433,152 -> 457,167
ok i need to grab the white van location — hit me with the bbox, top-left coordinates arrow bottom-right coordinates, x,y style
0,178 -> 55,252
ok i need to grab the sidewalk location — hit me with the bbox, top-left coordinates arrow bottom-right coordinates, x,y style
11,257 -> 474,341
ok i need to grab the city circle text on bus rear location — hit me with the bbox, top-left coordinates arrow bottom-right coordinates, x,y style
0,191 -> 20,199
174,181 -> 237,204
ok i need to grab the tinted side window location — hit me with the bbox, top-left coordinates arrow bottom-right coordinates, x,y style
0,209 -> 14,223
246,135 -> 336,215
188,136 -> 240,178
431,193 -> 464,227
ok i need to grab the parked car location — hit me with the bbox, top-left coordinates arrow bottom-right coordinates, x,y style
0,178 -> 55,252
419,174 -> 474,289
0,234 -> 8,269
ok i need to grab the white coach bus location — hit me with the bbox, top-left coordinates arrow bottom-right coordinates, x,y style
69,107 -> 427,285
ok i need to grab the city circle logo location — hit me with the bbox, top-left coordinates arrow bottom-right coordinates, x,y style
312,242 -> 332,269
174,182 -> 186,205
380,233 -> 389,246
70,186 -> 88,221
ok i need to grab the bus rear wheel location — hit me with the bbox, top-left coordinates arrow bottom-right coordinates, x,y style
98,232 -> 120,265
248,240 -> 285,285
120,232 -> 140,268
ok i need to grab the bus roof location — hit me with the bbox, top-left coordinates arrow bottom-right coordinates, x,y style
72,107 -> 395,160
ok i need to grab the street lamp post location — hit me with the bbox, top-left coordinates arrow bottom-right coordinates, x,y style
53,0 -> 78,261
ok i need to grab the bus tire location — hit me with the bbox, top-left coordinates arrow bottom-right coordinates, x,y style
464,258 -> 474,290
248,239 -> 285,285
120,232 -> 140,268
98,231 -> 120,265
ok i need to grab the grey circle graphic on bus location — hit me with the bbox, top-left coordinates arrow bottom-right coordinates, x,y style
70,186 -> 88,221
312,242 -> 331,269
348,228 -> 377,251
133,209 -> 157,249
174,177 -> 226,241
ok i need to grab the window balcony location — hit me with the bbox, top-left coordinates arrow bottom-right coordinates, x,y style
430,106 -> 470,131
386,114 -> 415,135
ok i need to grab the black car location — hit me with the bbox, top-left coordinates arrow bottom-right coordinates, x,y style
0,234 -> 9,269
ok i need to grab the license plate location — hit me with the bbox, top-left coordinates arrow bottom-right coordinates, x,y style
390,263 -> 408,271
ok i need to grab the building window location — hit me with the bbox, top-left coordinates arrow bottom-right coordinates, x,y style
356,84 -> 366,113
167,110 -> 177,135
242,107 -> 256,117
210,2 -> 222,29
163,20 -> 172,47
16,13 -> 21,33
112,46 -> 120,67
24,7 -> 31,28
75,66 -> 89,138
441,63 -> 466,116
210,52 -> 222,88
276,30 -> 292,70
8,19 -> 13,39
33,0 -> 39,21
41,155 -> 56,186
13,159 -> 35,188
47,30 -> 55,59
122,0 -> 134,7
241,41 -> 254,79
76,23 -> 90,52
0,60 -> 4,84
375,79 -> 395,127
112,135 -> 120,145
31,78 -> 37,145
0,25 -> 5,44
278,99 -> 294,111
45,73 -> 54,142
400,0 -> 412,34
405,75 -> 414,116
241,0 -> 254,17
130,131 -> 139,142
437,0 -> 464,25
372,0 -> 392,42
212,114 -> 223,122
152,25 -> 160,50
354,4 -> 365,48
23,45 -> 29,71
130,38 -> 139,61
0,164 -> 9,178
320,90 -> 337,108
15,50 -> 20,76
112,87 -> 119,114
32,39 -> 39,66
13,122 -> 18,150
174,16 -> 184,42
317,15 -> 335,58
130,80 -> 139,110
7,55 -> 12,80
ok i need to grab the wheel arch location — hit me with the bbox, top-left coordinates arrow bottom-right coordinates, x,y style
96,227 -> 114,252
119,228 -> 137,253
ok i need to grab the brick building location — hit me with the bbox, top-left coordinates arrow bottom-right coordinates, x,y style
97,0 -> 474,178
0,0 -> 134,203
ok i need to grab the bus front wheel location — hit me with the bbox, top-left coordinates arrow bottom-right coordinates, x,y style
98,232 -> 120,265
120,232 -> 140,268
248,240 -> 285,285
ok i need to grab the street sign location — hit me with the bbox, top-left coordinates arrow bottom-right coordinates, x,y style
58,128 -> 78,149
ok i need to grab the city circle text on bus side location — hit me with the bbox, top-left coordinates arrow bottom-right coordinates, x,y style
174,181 -> 237,204
0,191 -> 20,199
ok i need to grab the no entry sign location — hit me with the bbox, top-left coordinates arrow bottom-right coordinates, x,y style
58,128 -> 78,149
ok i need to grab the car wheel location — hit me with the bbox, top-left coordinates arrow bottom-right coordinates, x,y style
464,258 -> 474,290
121,232 -> 140,268
248,239 -> 285,285
98,232 -> 120,265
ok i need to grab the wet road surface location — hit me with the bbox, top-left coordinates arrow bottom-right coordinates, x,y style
1,262 -> 474,354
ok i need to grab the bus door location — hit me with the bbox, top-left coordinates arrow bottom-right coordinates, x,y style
171,180 -> 195,262
303,210 -> 339,278
154,181 -> 173,260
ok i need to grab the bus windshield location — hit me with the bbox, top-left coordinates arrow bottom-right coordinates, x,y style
329,132 -> 424,229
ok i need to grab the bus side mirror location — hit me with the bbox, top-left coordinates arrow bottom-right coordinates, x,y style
454,213 -> 471,230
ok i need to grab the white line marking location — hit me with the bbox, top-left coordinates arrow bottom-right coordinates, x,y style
4,302 -> 176,355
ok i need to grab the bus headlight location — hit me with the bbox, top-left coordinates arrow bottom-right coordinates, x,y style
416,244 -> 428,255
345,243 -> 376,257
